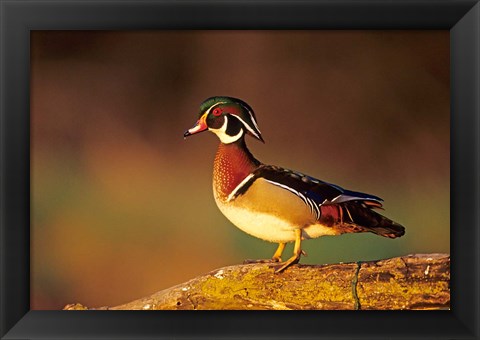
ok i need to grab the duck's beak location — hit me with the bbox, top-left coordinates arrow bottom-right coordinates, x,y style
184,113 -> 208,138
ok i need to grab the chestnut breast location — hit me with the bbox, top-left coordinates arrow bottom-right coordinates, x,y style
213,142 -> 257,201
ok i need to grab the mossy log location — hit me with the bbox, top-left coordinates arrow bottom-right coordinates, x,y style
64,253 -> 449,311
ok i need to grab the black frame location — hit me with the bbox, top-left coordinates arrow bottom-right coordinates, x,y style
1,1 -> 478,339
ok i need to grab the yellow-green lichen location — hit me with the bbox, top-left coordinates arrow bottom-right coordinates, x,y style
194,265 -> 357,309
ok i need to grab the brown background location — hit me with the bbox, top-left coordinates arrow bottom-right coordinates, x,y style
31,30 -> 449,309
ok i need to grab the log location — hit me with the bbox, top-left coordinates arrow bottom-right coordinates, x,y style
64,253 -> 450,310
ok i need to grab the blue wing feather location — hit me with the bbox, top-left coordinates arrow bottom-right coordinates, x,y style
257,165 -> 383,206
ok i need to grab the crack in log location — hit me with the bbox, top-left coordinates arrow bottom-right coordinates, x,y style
352,261 -> 362,310
186,294 -> 197,310
399,256 -> 410,278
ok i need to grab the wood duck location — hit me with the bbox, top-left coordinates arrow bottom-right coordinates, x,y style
184,96 -> 405,273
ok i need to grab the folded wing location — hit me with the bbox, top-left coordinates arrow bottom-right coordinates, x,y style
231,165 -> 404,238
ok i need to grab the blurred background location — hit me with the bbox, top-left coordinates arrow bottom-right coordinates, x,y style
31,30 -> 449,309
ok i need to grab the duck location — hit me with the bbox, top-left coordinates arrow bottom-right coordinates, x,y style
184,96 -> 405,273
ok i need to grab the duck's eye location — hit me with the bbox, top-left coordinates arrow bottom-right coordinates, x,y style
213,108 -> 222,116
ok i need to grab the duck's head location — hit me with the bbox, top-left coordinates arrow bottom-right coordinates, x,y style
184,96 -> 264,144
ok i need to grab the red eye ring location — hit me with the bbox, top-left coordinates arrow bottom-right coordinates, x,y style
213,108 -> 222,116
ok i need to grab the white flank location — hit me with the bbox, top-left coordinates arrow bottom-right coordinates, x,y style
216,203 -> 298,243
215,199 -> 336,243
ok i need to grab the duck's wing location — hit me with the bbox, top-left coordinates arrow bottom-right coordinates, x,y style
229,164 -> 383,215
228,165 -> 404,239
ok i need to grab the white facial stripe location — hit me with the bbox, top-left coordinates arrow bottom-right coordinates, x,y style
238,102 -> 261,133
205,101 -> 260,142
205,101 -> 227,115
230,114 -> 261,139
210,116 -> 244,144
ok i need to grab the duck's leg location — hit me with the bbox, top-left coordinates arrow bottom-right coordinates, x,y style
275,229 -> 302,273
271,242 -> 286,262
243,242 -> 286,264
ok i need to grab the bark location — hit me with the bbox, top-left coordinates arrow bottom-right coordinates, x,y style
64,253 -> 449,310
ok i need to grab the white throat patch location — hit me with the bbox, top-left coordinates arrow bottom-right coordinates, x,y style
210,116 -> 244,144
